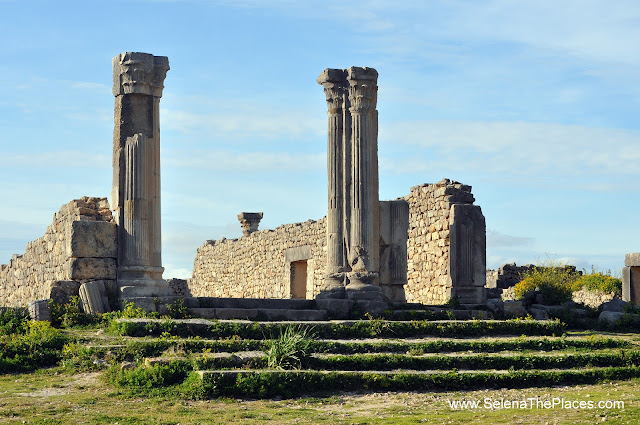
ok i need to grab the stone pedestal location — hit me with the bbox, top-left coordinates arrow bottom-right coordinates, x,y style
112,52 -> 170,299
623,253 -> 640,303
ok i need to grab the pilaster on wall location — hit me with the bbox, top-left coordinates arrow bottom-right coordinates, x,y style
404,179 -> 486,305
0,197 -> 117,307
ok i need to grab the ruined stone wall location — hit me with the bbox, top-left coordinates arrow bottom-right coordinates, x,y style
404,179 -> 481,305
0,197 -> 117,307
189,219 -> 327,299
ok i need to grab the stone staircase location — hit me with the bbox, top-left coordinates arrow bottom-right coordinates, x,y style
89,318 -> 640,398
181,297 -> 328,321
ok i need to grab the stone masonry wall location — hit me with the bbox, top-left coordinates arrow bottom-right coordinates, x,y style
404,179 -> 477,305
189,218 -> 326,299
0,197 -> 117,307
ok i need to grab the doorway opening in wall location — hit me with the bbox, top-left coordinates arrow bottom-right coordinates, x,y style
290,260 -> 308,299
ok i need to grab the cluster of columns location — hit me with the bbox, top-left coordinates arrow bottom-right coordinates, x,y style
317,67 -> 385,302
112,52 -> 171,299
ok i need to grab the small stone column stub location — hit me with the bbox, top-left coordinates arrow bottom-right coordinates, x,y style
345,66 -> 382,297
317,69 -> 348,294
112,52 -> 171,299
238,212 -> 263,236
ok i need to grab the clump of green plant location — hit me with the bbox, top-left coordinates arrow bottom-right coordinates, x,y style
514,262 -> 579,305
0,321 -> 69,373
50,296 -> 96,328
0,307 -> 29,335
572,269 -> 622,295
165,298 -> 191,319
263,325 -> 315,370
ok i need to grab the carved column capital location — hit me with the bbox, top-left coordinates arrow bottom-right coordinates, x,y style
112,52 -> 170,98
238,212 -> 264,236
317,68 -> 348,113
347,67 -> 378,112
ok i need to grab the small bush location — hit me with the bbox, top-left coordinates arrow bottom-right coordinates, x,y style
572,272 -> 622,295
0,308 -> 29,335
165,299 -> 191,319
0,321 -> 69,373
264,325 -> 315,370
50,296 -> 96,328
514,263 -> 579,305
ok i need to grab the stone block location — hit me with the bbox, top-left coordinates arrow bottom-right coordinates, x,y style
598,311 -> 626,324
315,298 -> 351,319
28,299 -> 52,322
530,307 -> 549,321
622,266 -> 640,303
625,253 -> 640,267
49,281 -> 81,305
355,300 -> 388,317
503,300 -> 528,318
67,220 -> 117,258
599,297 -> 628,313
67,258 -> 116,280
79,281 -> 111,314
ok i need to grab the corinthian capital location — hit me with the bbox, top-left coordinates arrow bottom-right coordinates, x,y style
347,66 -> 378,112
112,52 -> 170,97
317,68 -> 348,113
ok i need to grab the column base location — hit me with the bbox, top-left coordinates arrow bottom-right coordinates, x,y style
345,272 -> 386,302
316,273 -> 346,299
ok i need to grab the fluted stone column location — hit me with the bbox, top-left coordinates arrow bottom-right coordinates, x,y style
317,69 -> 348,294
112,52 -> 170,298
316,67 -> 385,308
345,67 -> 382,299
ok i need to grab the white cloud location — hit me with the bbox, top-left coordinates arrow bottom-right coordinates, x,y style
380,120 -> 640,177
487,230 -> 534,248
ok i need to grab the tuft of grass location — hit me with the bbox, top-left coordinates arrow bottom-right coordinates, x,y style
263,325 -> 315,370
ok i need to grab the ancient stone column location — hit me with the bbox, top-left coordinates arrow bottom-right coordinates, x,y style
112,52 -> 170,298
317,69 -> 348,293
345,66 -> 382,295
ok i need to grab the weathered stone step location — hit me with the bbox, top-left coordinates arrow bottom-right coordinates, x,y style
183,297 -> 317,310
389,309 -> 492,320
189,307 -> 328,321
195,366 -> 640,397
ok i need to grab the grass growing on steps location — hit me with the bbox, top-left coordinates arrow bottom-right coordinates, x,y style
110,318 -> 565,339
264,325 -> 315,370
196,367 -> 640,398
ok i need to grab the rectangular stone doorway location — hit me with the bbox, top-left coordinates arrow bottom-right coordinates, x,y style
290,260 -> 308,299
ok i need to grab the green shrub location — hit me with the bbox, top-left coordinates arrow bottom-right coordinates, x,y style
50,296 -> 97,328
108,361 -> 191,391
514,264 -> 579,305
0,321 -> 69,373
0,308 -> 29,335
264,325 -> 315,370
572,272 -> 622,295
165,298 -> 191,319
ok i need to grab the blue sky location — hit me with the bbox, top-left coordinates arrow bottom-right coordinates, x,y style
1,0 -> 639,279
